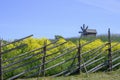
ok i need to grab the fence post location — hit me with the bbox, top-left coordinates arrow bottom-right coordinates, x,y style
108,28 -> 112,71
41,40 -> 47,76
77,35 -> 81,74
0,39 -> 3,80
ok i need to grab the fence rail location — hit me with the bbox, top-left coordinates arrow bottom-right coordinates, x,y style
0,29 -> 120,80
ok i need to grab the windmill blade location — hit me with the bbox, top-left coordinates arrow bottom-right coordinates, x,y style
81,26 -> 84,31
79,31 -> 83,33
83,24 -> 85,29
85,26 -> 88,30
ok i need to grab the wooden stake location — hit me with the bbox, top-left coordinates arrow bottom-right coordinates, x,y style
0,39 -> 3,80
108,28 -> 112,71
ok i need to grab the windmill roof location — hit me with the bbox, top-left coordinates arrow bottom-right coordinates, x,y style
86,29 -> 97,34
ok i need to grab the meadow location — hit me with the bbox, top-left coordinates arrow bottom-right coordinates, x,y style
2,35 -> 120,79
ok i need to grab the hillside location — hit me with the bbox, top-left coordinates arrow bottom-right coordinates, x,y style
66,34 -> 120,43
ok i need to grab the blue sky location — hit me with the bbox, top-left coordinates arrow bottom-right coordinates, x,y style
0,0 -> 120,40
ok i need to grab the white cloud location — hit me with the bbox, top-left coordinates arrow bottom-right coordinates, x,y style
78,0 -> 120,13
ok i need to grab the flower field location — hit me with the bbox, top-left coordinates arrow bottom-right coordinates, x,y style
1,36 -> 120,79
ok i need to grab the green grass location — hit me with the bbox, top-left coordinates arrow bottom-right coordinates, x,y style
18,69 -> 120,80
66,34 -> 120,43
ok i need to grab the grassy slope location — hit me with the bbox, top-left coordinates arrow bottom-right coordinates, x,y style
18,69 -> 120,80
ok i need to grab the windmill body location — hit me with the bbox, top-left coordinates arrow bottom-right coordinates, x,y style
79,24 -> 97,37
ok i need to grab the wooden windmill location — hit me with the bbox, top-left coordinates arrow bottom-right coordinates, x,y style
79,24 -> 97,37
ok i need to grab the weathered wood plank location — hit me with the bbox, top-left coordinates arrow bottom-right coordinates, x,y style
0,40 -> 3,80
3,39 -> 59,63
3,42 -> 67,69
2,35 -> 33,47
27,55 -> 78,78
41,41 -> 47,76
3,47 -> 73,73
112,62 -> 120,69
1,44 -> 27,54
108,28 -> 112,71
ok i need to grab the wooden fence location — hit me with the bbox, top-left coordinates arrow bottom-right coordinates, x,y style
0,29 -> 120,80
